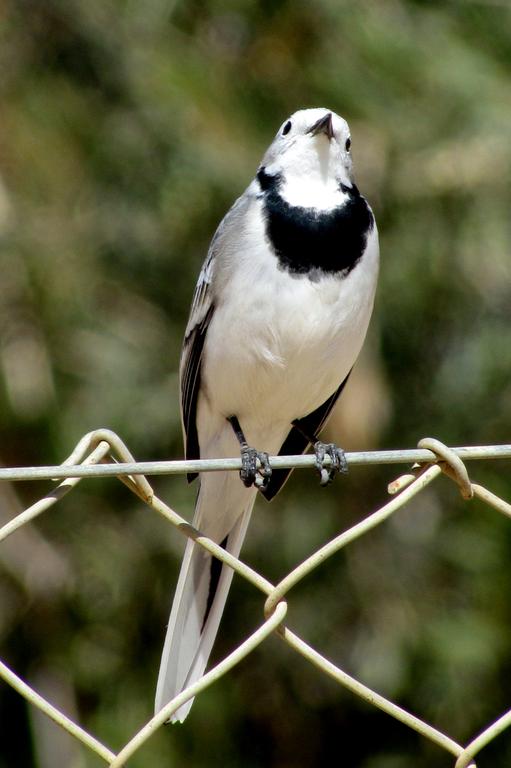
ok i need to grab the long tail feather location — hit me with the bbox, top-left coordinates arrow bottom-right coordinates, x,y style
155,473 -> 256,721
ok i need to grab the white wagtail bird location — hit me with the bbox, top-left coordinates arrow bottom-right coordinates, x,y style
155,108 -> 379,721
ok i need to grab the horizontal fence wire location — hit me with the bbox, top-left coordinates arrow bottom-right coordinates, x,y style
1,442 -> 511,482
1,427 -> 511,767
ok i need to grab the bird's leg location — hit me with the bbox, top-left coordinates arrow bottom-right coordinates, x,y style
227,416 -> 272,491
291,420 -> 348,487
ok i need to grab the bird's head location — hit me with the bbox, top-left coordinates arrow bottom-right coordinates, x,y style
258,108 -> 353,204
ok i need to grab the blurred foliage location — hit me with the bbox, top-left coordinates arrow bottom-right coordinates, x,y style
1,0 -> 511,765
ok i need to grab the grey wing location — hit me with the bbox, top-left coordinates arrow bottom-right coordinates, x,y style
180,249 -> 215,482
180,192 -> 251,481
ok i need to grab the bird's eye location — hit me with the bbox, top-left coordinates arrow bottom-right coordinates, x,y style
282,120 -> 292,136
345,137 -> 351,152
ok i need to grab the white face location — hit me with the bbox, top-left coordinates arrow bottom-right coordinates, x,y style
260,108 -> 353,198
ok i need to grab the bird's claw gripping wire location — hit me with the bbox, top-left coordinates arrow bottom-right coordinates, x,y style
314,441 -> 348,486
240,447 -> 272,491
227,415 -> 272,492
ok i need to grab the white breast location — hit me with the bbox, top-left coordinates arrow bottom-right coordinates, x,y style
200,197 -> 379,446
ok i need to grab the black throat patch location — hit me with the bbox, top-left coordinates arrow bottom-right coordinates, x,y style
257,167 -> 374,278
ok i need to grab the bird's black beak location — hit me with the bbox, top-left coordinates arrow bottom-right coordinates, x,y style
307,113 -> 334,141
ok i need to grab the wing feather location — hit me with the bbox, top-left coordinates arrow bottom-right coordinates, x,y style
180,250 -> 215,481
180,193 -> 251,481
260,372 -> 351,501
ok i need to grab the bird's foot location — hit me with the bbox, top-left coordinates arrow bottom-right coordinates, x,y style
240,446 -> 272,491
314,442 -> 348,486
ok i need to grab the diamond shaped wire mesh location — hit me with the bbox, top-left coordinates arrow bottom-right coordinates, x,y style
1,429 -> 511,767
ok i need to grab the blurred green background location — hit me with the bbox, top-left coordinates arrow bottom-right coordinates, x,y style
1,0 -> 511,766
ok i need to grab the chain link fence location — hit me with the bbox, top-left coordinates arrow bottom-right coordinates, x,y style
1,429 -> 511,767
